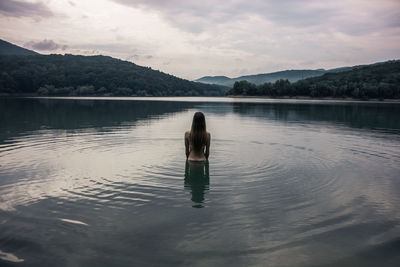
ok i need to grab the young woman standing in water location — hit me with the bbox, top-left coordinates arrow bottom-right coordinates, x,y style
185,112 -> 210,162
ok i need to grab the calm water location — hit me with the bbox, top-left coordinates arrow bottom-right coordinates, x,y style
0,97 -> 400,266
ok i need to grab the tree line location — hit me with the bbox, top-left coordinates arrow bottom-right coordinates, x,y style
0,54 -> 227,96
226,61 -> 400,99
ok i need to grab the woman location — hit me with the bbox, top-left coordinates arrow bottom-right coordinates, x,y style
185,112 -> 210,162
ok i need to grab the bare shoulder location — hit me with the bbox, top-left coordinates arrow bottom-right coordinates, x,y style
185,131 -> 190,138
207,131 -> 211,140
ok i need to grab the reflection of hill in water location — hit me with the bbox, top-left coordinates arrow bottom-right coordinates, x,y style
2,98 -> 399,143
0,98 -> 196,142
231,102 -> 400,132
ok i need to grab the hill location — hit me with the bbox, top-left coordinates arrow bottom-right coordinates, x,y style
0,39 -> 38,55
196,69 -> 328,87
235,69 -> 326,85
0,54 -> 227,96
225,60 -> 400,99
195,67 -> 364,87
195,76 -> 231,85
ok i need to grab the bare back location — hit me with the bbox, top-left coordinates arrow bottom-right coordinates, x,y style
185,131 -> 210,162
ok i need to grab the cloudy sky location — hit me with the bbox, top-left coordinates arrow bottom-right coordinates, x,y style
1,0 -> 399,79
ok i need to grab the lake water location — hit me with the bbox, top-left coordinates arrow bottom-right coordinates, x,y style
0,97 -> 399,266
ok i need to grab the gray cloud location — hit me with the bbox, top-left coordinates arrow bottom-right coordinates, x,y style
111,0 -> 400,36
126,54 -> 153,61
126,54 -> 140,61
111,0 -> 249,33
0,0 -> 53,18
25,39 -> 68,51
110,0 -> 334,31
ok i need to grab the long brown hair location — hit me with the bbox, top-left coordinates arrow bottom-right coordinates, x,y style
190,112 -> 207,151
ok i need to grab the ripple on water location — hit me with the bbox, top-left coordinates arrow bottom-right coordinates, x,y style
1,101 -> 400,266
0,116 -> 395,217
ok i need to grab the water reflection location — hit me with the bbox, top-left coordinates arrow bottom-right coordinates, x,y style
231,102 -> 400,132
0,97 -> 196,142
184,160 -> 209,208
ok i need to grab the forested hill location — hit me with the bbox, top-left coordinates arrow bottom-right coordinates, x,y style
226,60 -> 400,99
235,69 -> 327,85
196,69 -> 327,87
0,54 -> 227,96
195,64 -> 380,87
0,39 -> 38,55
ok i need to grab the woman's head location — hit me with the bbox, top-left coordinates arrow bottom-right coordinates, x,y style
190,112 -> 207,150
191,112 -> 206,132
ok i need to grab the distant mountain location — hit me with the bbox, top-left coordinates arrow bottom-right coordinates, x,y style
195,66 -> 365,87
235,69 -> 327,85
0,53 -> 227,96
195,69 -> 327,87
195,76 -> 232,85
0,39 -> 38,55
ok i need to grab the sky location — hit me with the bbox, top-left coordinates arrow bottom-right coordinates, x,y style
0,0 -> 399,80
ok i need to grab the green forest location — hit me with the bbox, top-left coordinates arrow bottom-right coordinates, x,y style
0,54 -> 227,96
226,61 -> 400,99
1,49 -> 399,99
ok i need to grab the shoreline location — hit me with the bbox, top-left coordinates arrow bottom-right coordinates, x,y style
226,95 -> 400,102
1,93 -> 400,104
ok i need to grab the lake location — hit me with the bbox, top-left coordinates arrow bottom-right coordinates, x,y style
0,97 -> 399,266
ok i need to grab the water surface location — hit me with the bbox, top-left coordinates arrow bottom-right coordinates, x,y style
1,97 -> 399,266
